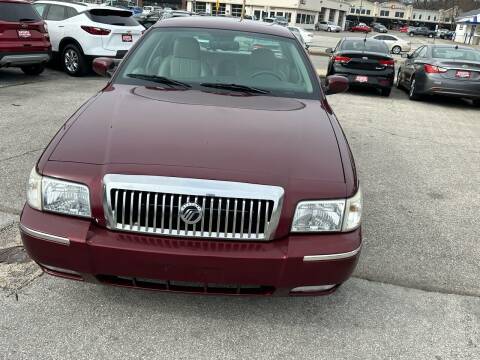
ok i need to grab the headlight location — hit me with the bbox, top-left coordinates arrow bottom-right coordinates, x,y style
291,187 -> 362,233
26,167 -> 91,217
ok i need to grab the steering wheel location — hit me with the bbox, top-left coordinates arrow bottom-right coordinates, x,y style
250,70 -> 283,81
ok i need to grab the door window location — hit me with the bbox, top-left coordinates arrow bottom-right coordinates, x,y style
33,3 -> 48,18
46,5 -> 66,21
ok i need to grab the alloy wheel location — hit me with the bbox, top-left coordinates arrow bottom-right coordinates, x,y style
64,49 -> 79,74
392,46 -> 401,54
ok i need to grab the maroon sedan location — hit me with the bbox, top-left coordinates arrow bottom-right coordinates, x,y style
21,17 -> 362,296
350,23 -> 372,33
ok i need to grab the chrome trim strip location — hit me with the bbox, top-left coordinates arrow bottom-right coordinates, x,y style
19,224 -> 70,246
303,245 -> 362,262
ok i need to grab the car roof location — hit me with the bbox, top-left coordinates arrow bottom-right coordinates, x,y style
0,0 -> 32,3
152,16 -> 296,39
427,44 -> 478,51
343,37 -> 382,41
33,0 -> 128,12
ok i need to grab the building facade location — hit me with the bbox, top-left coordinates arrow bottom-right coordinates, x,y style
186,0 -> 351,29
346,0 -> 454,28
454,9 -> 480,45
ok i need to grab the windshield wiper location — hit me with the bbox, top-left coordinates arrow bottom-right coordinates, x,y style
127,74 -> 191,88
200,83 -> 270,94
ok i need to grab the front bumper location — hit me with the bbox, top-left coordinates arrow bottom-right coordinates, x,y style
0,51 -> 51,67
20,205 -> 361,296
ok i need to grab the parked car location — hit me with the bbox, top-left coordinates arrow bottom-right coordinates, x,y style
159,10 -> 193,20
287,26 -> 312,48
396,44 -> 480,106
273,16 -> 288,26
399,25 -> 408,33
33,0 -> 144,76
372,23 -> 387,33
370,34 -> 411,54
326,37 -> 395,96
315,21 -> 341,32
0,0 -> 51,75
20,17 -> 362,297
437,29 -> 454,40
350,23 -> 371,33
408,26 -> 436,38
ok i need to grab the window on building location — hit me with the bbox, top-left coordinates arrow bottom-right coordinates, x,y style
427,15 -> 431,20
276,11 -> 283,17
366,10 -> 371,15
361,9 -> 365,14
270,11 -> 275,17
328,10 -> 335,22
395,12 -> 404,18
350,8 -> 355,14
285,12 -> 292,22
356,9 -> 360,14
434,16 -> 436,21
319,8 -> 326,19
254,10 -> 260,19
231,4 -> 242,17
380,10 -> 389,17
193,2 -> 206,13
413,14 -> 416,19
418,14 -> 422,19
445,17 -> 450,22
212,3 -> 225,16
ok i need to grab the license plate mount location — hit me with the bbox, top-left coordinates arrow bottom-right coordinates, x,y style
456,70 -> 470,78
355,75 -> 368,83
122,34 -> 133,42
18,30 -> 31,38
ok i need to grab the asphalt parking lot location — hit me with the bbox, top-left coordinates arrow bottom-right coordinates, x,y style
1,35 -> 479,359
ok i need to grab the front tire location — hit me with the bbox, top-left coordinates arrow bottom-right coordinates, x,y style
327,27 -> 332,32
20,64 -> 45,75
408,77 -> 421,100
62,44 -> 87,77
392,45 -> 401,55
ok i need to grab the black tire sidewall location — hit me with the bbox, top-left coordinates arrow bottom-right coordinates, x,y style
62,44 -> 87,77
392,46 -> 401,54
21,64 -> 45,75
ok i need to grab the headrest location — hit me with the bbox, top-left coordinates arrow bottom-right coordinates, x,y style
173,37 -> 200,59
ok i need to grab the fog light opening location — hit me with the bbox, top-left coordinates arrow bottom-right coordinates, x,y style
40,264 -> 83,280
291,284 -> 336,293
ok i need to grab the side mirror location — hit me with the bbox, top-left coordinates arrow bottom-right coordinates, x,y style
92,57 -> 119,77
325,47 -> 333,54
325,75 -> 349,95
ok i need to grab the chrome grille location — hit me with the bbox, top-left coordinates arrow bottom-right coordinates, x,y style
103,175 -> 284,241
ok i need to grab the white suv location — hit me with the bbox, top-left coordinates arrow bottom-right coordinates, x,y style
33,1 -> 144,76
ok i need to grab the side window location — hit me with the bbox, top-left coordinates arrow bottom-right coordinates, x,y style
46,5 -> 66,21
33,3 -> 48,18
376,36 -> 387,40
417,47 -> 428,58
65,7 -> 78,19
411,46 -> 424,58
385,36 -> 396,41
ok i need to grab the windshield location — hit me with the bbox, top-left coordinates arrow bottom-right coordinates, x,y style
341,40 -> 389,53
432,48 -> 480,61
0,3 -> 41,22
116,28 -> 318,98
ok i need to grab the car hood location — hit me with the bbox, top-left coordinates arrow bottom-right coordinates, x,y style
49,84 -> 345,186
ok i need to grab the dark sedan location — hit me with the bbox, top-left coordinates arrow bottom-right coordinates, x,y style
326,38 -> 395,96
397,45 -> 480,105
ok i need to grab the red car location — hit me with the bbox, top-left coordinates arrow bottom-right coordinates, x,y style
0,0 -> 51,75
399,25 -> 409,33
20,17 -> 363,296
350,23 -> 372,33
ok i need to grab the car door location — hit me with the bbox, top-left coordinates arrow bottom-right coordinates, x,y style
43,4 -> 67,52
403,46 -> 427,84
381,35 -> 397,50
